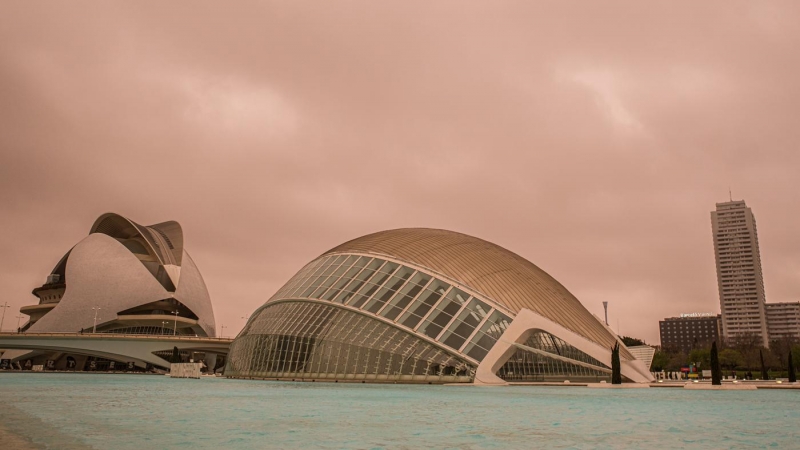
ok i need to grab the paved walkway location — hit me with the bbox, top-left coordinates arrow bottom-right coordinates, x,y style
0,424 -> 36,450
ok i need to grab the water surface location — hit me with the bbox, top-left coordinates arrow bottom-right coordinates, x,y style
0,374 -> 797,449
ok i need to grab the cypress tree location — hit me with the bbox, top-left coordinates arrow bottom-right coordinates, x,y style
759,349 -> 769,381
611,342 -> 622,384
788,351 -> 796,383
172,346 -> 181,364
710,341 -> 722,385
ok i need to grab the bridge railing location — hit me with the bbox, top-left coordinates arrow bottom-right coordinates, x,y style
0,331 -> 233,341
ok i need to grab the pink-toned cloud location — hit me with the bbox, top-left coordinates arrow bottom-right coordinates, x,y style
2,1 -> 799,343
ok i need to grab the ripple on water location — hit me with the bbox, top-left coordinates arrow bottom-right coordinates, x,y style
0,374 -> 798,449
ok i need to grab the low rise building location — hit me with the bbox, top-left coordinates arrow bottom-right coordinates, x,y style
766,302 -> 800,341
659,314 -> 722,353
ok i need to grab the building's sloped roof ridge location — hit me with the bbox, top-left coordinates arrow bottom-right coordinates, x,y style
90,212 -> 184,267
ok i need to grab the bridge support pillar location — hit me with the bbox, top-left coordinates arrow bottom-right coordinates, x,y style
205,352 -> 217,374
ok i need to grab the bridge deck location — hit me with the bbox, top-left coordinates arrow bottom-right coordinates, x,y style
0,333 -> 233,368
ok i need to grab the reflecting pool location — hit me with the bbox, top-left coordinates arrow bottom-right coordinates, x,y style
0,374 -> 798,449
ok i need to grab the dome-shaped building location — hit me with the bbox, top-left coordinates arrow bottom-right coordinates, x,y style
20,213 -> 216,337
226,229 -> 652,384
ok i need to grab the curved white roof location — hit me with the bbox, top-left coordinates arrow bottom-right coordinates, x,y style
28,213 -> 215,337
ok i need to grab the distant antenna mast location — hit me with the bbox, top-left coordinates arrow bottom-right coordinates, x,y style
729,187 -> 732,202
602,301 -> 609,326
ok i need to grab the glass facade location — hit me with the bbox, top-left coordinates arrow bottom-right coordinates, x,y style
100,326 -> 180,335
496,331 -> 611,382
227,252 -> 610,383
226,301 -> 473,383
250,254 -> 513,360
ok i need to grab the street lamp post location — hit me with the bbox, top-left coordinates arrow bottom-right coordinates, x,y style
91,307 -> 101,333
162,321 -> 169,335
220,324 -> 227,338
0,301 -> 10,332
172,310 -> 179,336
241,315 -> 250,334
15,315 -> 24,333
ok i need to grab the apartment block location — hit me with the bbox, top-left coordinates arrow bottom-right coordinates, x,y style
711,200 -> 769,347
766,302 -> 800,341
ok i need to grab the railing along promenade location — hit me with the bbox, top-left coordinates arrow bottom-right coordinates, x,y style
0,331 -> 233,342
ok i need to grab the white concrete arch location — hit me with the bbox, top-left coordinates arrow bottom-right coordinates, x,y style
474,308 -> 654,385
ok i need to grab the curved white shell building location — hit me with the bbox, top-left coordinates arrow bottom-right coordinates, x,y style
226,229 -> 652,384
21,213 -> 216,337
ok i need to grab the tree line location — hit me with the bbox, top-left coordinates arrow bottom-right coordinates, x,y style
648,335 -> 800,378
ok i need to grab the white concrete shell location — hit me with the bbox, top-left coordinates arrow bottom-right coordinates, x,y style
25,213 -> 216,337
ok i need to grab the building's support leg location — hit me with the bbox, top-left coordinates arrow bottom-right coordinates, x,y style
474,308 -> 654,385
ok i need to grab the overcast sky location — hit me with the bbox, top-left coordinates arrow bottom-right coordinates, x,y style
2,1 -> 799,343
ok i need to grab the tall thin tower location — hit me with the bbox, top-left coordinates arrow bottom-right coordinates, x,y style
711,199 -> 769,347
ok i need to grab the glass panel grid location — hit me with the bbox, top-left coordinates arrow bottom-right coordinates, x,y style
226,301 -> 474,382
364,267 -> 415,314
439,298 -> 489,351
333,258 -> 383,304
378,272 -> 432,321
462,311 -> 512,361
310,255 -> 360,299
254,253 -> 514,369
496,331 -> 610,382
345,263 -> 398,309
321,257 -> 370,301
417,288 -> 470,340
288,257 -> 331,297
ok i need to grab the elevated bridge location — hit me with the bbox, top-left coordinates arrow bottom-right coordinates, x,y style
0,332 -> 232,369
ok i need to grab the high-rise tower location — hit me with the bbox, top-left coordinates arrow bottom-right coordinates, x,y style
711,200 -> 769,347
